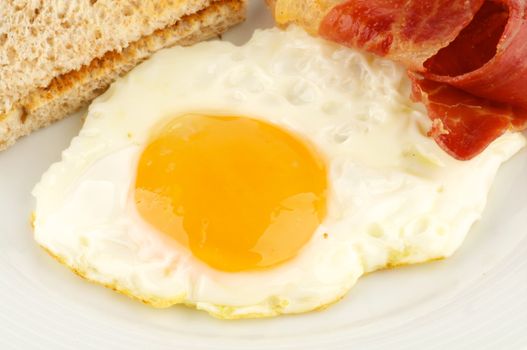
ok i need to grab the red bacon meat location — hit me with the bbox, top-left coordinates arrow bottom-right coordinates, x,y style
272,0 -> 527,159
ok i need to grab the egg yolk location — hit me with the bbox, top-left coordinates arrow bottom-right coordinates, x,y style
134,115 -> 327,272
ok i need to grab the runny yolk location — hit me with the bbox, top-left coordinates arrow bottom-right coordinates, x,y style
134,115 -> 327,272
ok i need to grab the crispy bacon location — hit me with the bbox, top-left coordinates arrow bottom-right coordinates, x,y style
317,0 -> 527,160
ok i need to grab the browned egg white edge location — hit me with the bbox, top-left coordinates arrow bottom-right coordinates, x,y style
29,211 -> 445,319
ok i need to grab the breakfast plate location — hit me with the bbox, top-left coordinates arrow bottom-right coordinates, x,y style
1,2 -> 527,349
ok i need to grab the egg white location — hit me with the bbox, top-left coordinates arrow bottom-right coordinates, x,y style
32,27 -> 526,318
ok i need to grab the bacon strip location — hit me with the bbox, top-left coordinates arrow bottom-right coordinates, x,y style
424,1 -> 527,109
317,0 -> 527,159
320,0 -> 485,70
410,75 -> 527,160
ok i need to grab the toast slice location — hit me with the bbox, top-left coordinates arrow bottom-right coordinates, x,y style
0,0 -> 245,150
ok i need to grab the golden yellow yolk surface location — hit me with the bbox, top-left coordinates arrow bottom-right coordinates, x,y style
135,115 -> 327,272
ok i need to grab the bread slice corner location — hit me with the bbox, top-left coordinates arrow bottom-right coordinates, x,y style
0,0 -> 245,151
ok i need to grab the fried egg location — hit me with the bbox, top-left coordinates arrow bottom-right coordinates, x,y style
32,27 -> 526,318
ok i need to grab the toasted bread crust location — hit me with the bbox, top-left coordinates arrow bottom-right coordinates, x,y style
0,0 -> 215,114
0,0 -> 245,150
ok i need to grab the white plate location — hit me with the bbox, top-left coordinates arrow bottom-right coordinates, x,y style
1,3 -> 527,349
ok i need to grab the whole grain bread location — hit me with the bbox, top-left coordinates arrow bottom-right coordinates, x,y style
0,0 -> 245,150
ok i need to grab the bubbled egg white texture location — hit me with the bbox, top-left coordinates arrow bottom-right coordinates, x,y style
32,27 -> 526,318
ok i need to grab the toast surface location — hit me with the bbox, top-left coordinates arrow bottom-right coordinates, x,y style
0,0 -> 216,114
0,0 -> 245,150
